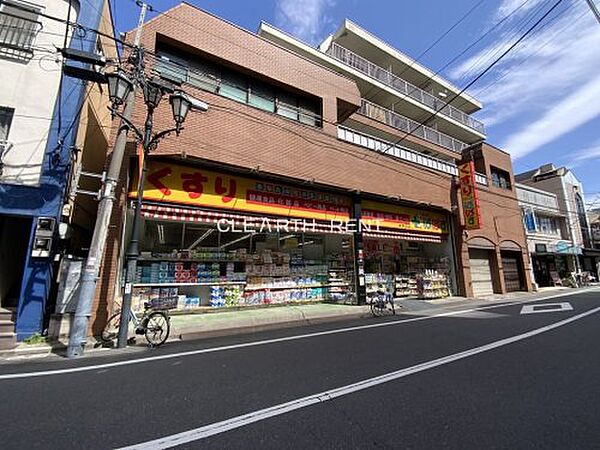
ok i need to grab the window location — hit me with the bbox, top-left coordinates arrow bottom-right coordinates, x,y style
155,46 -> 323,128
0,1 -> 42,57
298,97 -> 321,127
276,92 -> 299,120
188,59 -> 219,93
491,167 -> 511,190
523,209 -> 536,232
219,70 -> 248,103
248,81 -> 275,112
0,106 -> 14,141
538,216 -> 558,235
156,53 -> 189,85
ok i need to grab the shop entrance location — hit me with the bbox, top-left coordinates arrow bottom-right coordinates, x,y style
130,216 -> 356,313
0,215 -> 31,309
469,248 -> 494,297
501,251 -> 524,292
363,236 -> 456,300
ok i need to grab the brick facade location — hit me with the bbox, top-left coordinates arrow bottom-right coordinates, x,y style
90,3 -> 531,333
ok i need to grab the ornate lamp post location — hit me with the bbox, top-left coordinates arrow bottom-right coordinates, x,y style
105,71 -> 192,348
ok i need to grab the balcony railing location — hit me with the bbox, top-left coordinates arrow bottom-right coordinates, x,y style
516,186 -> 559,210
0,10 -> 41,56
0,139 -> 13,176
338,126 -> 488,186
326,42 -> 485,135
358,99 -> 467,153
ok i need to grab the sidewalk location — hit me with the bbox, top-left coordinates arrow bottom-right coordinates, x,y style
1,286 -> 596,361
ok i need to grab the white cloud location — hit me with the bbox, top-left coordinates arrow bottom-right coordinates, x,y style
274,0 -> 335,45
501,75 -> 600,158
495,0 -> 545,21
447,0 -> 600,159
566,140 -> 600,169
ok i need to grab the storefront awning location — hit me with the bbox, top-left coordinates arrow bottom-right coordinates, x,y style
140,203 -> 351,234
363,229 -> 445,244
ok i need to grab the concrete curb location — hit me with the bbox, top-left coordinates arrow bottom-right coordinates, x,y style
178,310 -> 371,341
0,287 -> 596,361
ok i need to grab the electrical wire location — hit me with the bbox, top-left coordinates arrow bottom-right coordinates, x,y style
377,0 -> 565,154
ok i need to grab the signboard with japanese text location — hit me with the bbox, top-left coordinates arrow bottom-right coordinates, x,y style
361,200 -> 449,235
458,161 -> 482,230
130,160 -> 351,222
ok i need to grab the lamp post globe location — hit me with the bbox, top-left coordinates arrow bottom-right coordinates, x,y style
106,69 -> 133,108
170,90 -> 192,134
143,79 -> 164,109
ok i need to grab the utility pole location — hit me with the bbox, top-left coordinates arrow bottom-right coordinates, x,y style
67,2 -> 149,358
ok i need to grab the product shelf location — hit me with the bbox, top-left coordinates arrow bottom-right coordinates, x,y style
133,281 -> 246,287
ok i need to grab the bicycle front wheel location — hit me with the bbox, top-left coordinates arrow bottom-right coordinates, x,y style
100,311 -> 121,343
145,311 -> 170,347
370,300 -> 384,317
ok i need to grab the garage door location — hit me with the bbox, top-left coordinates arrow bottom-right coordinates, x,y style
469,249 -> 494,297
502,253 -> 522,292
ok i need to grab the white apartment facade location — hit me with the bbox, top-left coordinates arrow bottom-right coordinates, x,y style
0,0 -> 78,185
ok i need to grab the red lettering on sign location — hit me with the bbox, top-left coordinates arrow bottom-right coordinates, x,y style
147,167 -> 172,196
215,176 -> 237,203
181,172 -> 208,199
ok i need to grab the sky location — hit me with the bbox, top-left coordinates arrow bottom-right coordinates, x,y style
110,0 -> 600,210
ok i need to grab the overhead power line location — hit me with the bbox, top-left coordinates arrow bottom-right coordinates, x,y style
378,0 -> 565,155
585,0 -> 600,24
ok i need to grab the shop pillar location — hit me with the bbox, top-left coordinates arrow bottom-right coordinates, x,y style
492,246 -> 506,294
352,195 -> 367,305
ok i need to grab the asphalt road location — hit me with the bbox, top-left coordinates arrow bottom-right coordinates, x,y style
1,290 -> 599,449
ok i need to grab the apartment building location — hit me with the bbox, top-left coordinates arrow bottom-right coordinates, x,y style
88,4 -> 531,334
516,164 -> 600,278
516,183 -> 575,287
0,0 -> 117,345
589,209 -> 600,251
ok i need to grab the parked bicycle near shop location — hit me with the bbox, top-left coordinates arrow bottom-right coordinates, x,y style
101,299 -> 171,347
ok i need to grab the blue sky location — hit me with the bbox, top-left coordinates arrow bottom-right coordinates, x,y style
111,0 -> 600,209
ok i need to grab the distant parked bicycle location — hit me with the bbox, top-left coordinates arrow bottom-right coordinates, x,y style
368,289 -> 396,317
101,300 -> 171,347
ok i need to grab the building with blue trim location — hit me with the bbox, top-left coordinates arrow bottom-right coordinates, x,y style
0,0 -> 117,346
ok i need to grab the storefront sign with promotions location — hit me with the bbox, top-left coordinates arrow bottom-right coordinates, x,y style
361,200 -> 449,235
131,160 -> 351,222
458,161 -> 482,230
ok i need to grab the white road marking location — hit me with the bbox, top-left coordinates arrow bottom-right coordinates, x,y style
0,289 -> 595,380
118,305 -> 600,449
520,302 -> 573,315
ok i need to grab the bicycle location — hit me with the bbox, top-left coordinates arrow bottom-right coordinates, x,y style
368,290 -> 396,317
101,301 -> 171,347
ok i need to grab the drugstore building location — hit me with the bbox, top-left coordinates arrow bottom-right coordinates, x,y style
88,4 -> 531,334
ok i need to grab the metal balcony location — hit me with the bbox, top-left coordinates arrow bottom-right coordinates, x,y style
337,126 -> 488,186
358,99 -> 467,153
326,42 -> 485,135
0,9 -> 41,58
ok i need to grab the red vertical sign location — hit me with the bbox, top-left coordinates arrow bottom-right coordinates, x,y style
459,161 -> 482,230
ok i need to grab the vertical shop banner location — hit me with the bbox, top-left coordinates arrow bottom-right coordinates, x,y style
361,200 -> 449,235
130,160 -> 351,222
458,161 -> 482,230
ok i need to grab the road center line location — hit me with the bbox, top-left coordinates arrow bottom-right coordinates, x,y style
117,305 -> 600,450
0,289 -> 596,380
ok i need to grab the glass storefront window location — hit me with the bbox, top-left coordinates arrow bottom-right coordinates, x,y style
131,218 -> 356,312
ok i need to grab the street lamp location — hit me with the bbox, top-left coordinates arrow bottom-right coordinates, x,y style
170,90 -> 191,135
106,69 -> 133,111
143,79 -> 164,110
106,74 -> 193,348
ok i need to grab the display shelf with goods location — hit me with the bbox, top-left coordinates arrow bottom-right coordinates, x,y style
416,271 -> 450,299
363,237 -> 454,300
131,219 -> 358,312
365,273 -> 394,304
394,275 -> 418,297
